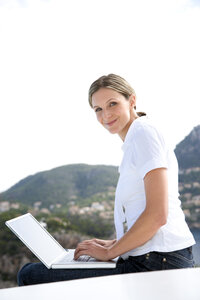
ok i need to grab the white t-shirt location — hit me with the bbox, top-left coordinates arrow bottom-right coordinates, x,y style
114,116 -> 195,258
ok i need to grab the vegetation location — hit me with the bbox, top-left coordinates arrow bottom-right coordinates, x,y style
0,164 -> 118,208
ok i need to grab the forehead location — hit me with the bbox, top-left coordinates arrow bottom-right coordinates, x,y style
91,88 -> 125,107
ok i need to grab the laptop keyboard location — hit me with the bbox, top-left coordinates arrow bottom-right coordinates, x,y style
75,255 -> 91,262
58,254 -> 92,264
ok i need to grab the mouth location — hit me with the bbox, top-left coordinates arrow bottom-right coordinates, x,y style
105,119 -> 117,127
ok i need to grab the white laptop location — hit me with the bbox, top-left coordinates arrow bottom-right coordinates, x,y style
5,213 -> 117,269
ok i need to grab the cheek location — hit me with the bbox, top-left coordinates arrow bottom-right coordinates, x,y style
117,106 -> 130,118
96,113 -> 102,123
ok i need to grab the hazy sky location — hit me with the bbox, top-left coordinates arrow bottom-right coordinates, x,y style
0,0 -> 200,192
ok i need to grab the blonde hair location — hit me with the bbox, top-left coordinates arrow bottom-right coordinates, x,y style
88,73 -> 146,116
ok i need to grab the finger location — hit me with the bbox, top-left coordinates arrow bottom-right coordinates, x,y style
74,249 -> 90,260
74,243 -> 89,257
81,239 -> 93,244
74,245 -> 85,257
94,239 -> 104,246
77,240 -> 92,248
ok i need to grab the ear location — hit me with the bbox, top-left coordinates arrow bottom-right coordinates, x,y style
129,94 -> 136,109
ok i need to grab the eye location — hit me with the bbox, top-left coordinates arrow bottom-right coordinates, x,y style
109,101 -> 117,107
95,107 -> 102,113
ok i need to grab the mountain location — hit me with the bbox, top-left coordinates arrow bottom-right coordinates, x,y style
175,125 -> 200,170
0,125 -> 200,228
174,125 -> 200,229
0,164 -> 118,208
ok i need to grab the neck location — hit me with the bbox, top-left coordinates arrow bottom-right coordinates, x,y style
119,115 -> 139,141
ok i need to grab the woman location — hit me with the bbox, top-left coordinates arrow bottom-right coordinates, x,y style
18,74 -> 195,286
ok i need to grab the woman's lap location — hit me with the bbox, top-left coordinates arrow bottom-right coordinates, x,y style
17,260 -> 125,286
18,247 -> 195,286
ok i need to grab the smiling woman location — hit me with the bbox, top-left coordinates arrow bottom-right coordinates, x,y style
17,73 -> 196,287
91,88 -> 136,140
89,74 -> 146,140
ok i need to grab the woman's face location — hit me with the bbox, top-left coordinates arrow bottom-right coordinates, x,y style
91,88 -> 136,141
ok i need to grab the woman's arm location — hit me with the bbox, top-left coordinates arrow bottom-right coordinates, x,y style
107,167 -> 168,259
74,168 -> 168,261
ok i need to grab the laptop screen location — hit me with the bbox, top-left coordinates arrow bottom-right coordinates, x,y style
6,213 -> 65,267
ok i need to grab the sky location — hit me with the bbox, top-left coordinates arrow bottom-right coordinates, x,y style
0,0 -> 200,192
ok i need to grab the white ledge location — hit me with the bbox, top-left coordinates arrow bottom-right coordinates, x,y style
0,267 -> 200,300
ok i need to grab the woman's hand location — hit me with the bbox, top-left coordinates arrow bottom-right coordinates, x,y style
74,239 -> 116,261
91,238 -> 116,248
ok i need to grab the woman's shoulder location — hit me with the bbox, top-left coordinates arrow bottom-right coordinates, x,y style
133,116 -> 160,135
131,117 -> 167,148
124,117 -> 167,151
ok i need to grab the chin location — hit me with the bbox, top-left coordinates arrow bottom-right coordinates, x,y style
107,128 -> 119,134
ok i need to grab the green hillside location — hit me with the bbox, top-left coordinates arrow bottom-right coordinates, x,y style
0,164 -> 118,208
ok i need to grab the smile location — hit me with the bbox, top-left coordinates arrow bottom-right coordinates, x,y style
105,119 -> 117,127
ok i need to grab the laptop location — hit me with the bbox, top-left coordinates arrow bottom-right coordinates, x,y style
5,213 -> 117,269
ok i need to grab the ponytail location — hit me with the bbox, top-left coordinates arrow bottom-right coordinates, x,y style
137,112 -> 147,117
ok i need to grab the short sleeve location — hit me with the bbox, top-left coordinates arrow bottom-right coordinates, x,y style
131,124 -> 168,179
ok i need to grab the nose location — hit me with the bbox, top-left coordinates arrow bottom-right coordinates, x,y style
102,108 -> 112,120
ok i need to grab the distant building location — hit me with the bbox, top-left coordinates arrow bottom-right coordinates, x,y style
0,201 -> 20,212
0,201 -> 10,212
40,208 -> 50,214
11,203 -> 20,209
91,202 -> 104,211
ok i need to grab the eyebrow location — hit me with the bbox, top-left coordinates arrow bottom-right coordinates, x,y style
93,98 -> 118,108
